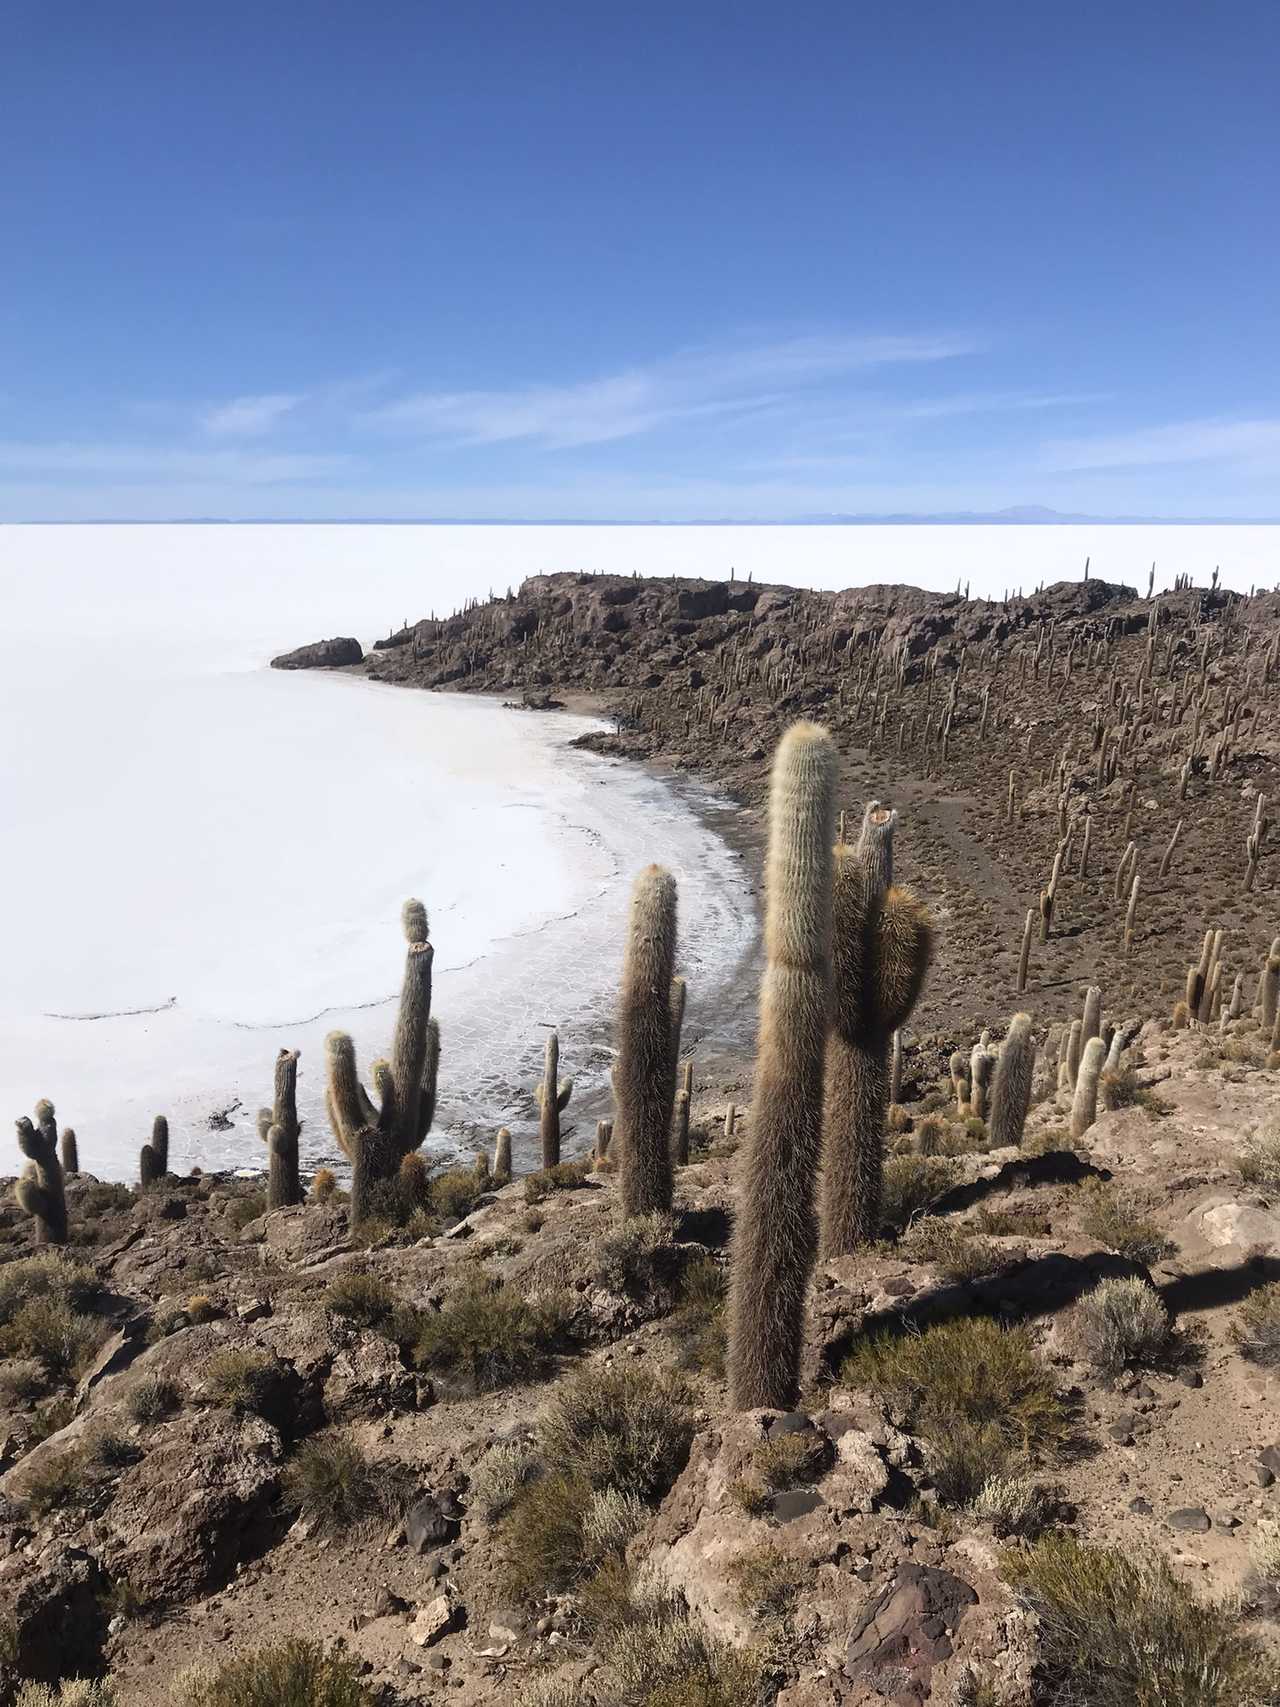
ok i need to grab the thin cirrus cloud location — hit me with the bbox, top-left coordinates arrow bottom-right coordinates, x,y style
359,332 -> 984,449
0,440 -> 349,484
1043,416 -> 1280,472
200,392 -> 307,438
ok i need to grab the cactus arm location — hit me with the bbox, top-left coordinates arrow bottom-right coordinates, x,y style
390,939 -> 433,1152
556,1078 -> 573,1112
415,1019 -> 440,1144
16,1114 -> 68,1243
371,1059 -> 399,1136
325,1031 -> 367,1156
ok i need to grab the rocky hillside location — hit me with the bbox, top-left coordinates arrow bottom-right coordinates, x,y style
4,1004 -> 1280,1705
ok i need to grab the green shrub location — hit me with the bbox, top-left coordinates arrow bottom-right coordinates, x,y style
523,1161 -> 591,1205
467,1439 -> 540,1522
1005,1535 -> 1270,1707
900,1217 -> 1007,1282
1068,1276 -> 1170,1375
323,1271 -> 396,1329
126,1372 -> 182,1424
1077,1181 -> 1173,1266
429,1166 -> 485,1223
19,1445 -> 87,1515
203,1348 -> 289,1417
882,1156 -> 954,1233
499,1470 -> 596,1597
1231,1281 -> 1280,1367
840,1317 -> 1065,1505
603,1584 -> 766,1707
592,1213 -> 678,1296
727,1544 -> 803,1619
411,1277 -> 573,1391
538,1364 -> 693,1501
0,1253 -> 97,1324
167,1638 -> 371,1706
282,1433 -> 380,1535
973,1205 -> 1051,1237
667,1255 -> 726,1376
0,1297 -> 105,1382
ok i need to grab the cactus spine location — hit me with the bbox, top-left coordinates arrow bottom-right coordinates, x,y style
15,1104 -> 68,1244
324,902 -> 439,1219
989,1014 -> 1035,1148
1070,1036 -> 1106,1138
262,1048 -> 301,1210
728,723 -> 836,1411
140,1115 -> 169,1187
615,864 -> 679,1217
536,1032 -> 574,1168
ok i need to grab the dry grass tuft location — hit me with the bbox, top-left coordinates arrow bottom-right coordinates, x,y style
1076,1181 -> 1173,1266
1068,1275 -> 1170,1376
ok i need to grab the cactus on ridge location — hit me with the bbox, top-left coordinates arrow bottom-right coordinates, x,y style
492,1128 -> 513,1182
139,1115 -> 169,1188
535,1032 -> 574,1169
615,864 -> 680,1218
259,1048 -> 301,1211
989,1014 -> 1035,1148
1070,1036 -> 1107,1138
15,1103 -> 68,1245
59,1127 -> 79,1177
728,722 -> 837,1411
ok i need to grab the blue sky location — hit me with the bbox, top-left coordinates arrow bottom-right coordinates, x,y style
2,0 -> 1277,520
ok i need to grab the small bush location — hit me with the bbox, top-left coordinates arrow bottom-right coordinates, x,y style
282,1433 -> 381,1535
538,1364 -> 693,1502
0,1297 -> 105,1383
309,1169 -> 338,1203
1230,1281 -> 1280,1367
16,1683 -> 118,1707
1005,1535 -> 1271,1707
0,1253 -> 97,1324
728,1544 -> 803,1619
185,1294 -> 217,1324
226,1192 -> 267,1231
1077,1181 -> 1173,1266
581,1486 -> 648,1562
0,1356 -> 48,1403
167,1638 -> 372,1705
203,1348 -> 287,1416
499,1470 -> 595,1596
882,1155 -> 954,1233
840,1317 -> 1065,1505
973,1205 -> 1051,1237
467,1439 -> 540,1522
323,1271 -> 396,1329
86,1431 -> 140,1471
81,1182 -> 135,1215
604,1584 -> 766,1706
1247,1520 -> 1280,1608
411,1277 -> 573,1391
667,1255 -> 726,1377
900,1217 -> 1007,1282
524,1160 -> 591,1206
429,1166 -> 485,1223
592,1213 -> 678,1296
19,1446 -> 87,1515
1237,1131 -> 1280,1193
522,1681 -> 578,1707
1069,1275 -> 1170,1375
127,1372 -> 182,1424
971,1473 -> 1056,1538
885,1104 -> 911,1134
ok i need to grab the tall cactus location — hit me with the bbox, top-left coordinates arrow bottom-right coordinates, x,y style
140,1115 -> 169,1187
259,1048 -> 301,1211
1081,986 -> 1102,1046
1070,1036 -> 1107,1138
989,1014 -> 1035,1148
324,901 -> 440,1217
492,1127 -> 512,1182
59,1128 -> 79,1176
15,1105 -> 68,1245
820,805 -> 933,1256
535,1032 -> 573,1168
616,865 -> 680,1217
728,722 -> 836,1411
969,1045 -> 995,1121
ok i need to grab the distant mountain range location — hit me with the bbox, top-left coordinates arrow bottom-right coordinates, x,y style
26,505 -> 1280,525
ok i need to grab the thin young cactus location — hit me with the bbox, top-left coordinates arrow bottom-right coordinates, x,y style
1124,873 -> 1140,955
594,1119 -> 613,1170
820,804 -> 933,1257
728,722 -> 836,1411
1017,907 -> 1034,994
950,1050 -> 969,1116
15,1106 -> 68,1244
989,1014 -> 1035,1148
59,1127 -> 79,1177
969,1045 -> 995,1122
668,975 -> 687,1083
535,1032 -> 574,1169
1070,1036 -> 1107,1138
1081,986 -> 1103,1045
140,1115 -> 169,1188
260,1048 -> 301,1210
492,1127 -> 513,1182
615,865 -> 679,1217
1159,818 -> 1183,879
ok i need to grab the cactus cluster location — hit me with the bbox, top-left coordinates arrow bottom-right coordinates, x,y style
324,899 -> 441,1223
258,1049 -> 301,1210
140,1115 -> 170,1187
15,1101 -> 69,1245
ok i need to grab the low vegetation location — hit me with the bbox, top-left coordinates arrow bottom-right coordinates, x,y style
900,1216 -> 1008,1283
410,1276 -> 573,1391
322,1271 -> 396,1329
1068,1275 -> 1170,1375
126,1371 -> 182,1424
1231,1280 -> 1280,1367
15,1684 -> 117,1707
882,1155 -> 955,1234
202,1348 -> 291,1419
1236,1129 -> 1280,1194
666,1254 -> 726,1376
840,1317 -> 1066,1504
1076,1181 -> 1173,1266
728,1543 -> 804,1619
592,1212 -> 678,1297
168,1638 -> 372,1705
1005,1536 -> 1273,1707
282,1432 -> 382,1535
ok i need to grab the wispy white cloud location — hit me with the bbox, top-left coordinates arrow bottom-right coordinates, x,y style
362,332 -> 982,449
899,390 -> 1109,421
0,440 -> 349,484
201,393 -> 306,438
1043,417 -> 1280,472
